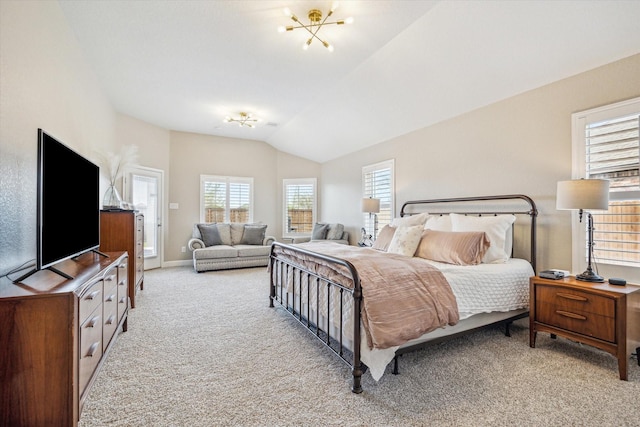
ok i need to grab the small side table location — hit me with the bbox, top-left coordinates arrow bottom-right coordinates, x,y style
530,275 -> 640,380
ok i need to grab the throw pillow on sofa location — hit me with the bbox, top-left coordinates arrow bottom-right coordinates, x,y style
326,223 -> 344,240
311,223 -> 330,240
197,223 -> 223,247
241,224 -> 267,245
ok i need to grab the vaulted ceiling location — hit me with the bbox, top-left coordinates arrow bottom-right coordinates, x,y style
59,1 -> 640,163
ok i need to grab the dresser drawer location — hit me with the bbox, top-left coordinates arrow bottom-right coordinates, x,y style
117,261 -> 128,321
535,285 -> 616,342
103,282 -> 118,351
79,279 -> 103,322
79,305 -> 103,394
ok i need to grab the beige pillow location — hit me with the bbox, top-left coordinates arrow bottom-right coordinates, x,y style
415,229 -> 490,265
371,225 -> 396,251
450,214 -> 516,263
387,225 -> 423,257
391,212 -> 429,228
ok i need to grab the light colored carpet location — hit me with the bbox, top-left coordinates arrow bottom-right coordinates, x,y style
79,266 -> 640,426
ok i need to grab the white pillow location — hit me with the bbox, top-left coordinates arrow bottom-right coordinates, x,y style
387,225 -> 424,257
450,214 -> 516,263
391,212 -> 429,228
424,214 -> 452,231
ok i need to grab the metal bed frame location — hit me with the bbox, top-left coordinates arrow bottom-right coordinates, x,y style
269,194 -> 538,393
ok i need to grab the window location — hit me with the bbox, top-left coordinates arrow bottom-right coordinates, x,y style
572,97 -> 640,269
283,178 -> 316,236
362,160 -> 394,238
200,175 -> 253,223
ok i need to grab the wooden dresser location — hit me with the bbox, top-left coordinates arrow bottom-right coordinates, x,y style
530,275 -> 640,380
0,251 -> 128,426
100,210 -> 144,308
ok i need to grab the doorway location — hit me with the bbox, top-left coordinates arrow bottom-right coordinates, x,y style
123,166 -> 164,270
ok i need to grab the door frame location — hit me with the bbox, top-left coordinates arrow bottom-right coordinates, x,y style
123,165 -> 164,270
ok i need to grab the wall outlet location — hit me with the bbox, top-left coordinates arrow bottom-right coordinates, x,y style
181,246 -> 186,253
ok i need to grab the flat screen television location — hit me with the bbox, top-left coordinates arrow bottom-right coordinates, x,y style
37,129 -> 100,271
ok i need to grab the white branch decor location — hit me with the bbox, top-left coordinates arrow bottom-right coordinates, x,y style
95,145 -> 138,209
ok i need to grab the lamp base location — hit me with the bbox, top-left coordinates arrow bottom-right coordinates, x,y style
576,270 -> 605,283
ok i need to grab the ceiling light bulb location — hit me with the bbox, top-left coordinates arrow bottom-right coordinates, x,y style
345,17 -> 354,24
303,39 -> 312,50
224,116 -> 231,122
283,7 -> 292,17
327,45 -> 334,52
331,2 -> 339,12
277,26 -> 286,33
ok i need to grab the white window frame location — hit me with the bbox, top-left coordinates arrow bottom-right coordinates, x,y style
571,96 -> 640,276
282,178 -> 317,238
199,175 -> 254,223
362,159 -> 395,239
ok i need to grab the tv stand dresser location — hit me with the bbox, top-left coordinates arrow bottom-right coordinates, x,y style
0,251 -> 128,426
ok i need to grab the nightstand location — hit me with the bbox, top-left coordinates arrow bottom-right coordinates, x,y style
530,275 -> 640,380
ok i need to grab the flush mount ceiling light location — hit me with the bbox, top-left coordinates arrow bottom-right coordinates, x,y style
278,3 -> 353,52
224,112 -> 259,128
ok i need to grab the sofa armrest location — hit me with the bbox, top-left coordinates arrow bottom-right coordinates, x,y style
263,235 -> 276,246
188,237 -> 205,251
291,236 -> 311,244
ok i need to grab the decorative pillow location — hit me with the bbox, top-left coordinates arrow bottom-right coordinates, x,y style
197,223 -> 223,247
326,223 -> 344,240
415,230 -> 490,265
311,223 -> 330,240
450,214 -> 516,263
230,223 -> 247,245
387,225 -> 424,257
241,224 -> 267,245
424,214 -> 452,231
215,223 -> 232,246
371,225 -> 396,251
391,212 -> 429,228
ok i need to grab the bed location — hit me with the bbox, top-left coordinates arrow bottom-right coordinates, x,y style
269,194 -> 537,393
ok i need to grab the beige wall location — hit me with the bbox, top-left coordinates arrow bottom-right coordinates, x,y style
0,1 -> 117,273
322,53 -> 640,279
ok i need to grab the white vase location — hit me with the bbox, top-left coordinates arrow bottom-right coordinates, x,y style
103,185 -> 122,210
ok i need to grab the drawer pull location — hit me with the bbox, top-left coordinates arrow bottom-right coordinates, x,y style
86,316 -> 100,328
556,292 -> 588,302
105,314 -> 116,325
85,290 -> 100,301
86,342 -> 100,358
105,274 -> 116,282
106,294 -> 116,302
556,310 -> 587,321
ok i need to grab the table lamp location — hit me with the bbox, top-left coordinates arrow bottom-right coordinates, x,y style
556,179 -> 610,282
361,197 -> 380,239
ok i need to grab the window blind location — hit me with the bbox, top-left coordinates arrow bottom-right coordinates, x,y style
585,113 -> 640,267
363,160 -> 394,238
201,175 -> 253,223
283,179 -> 316,235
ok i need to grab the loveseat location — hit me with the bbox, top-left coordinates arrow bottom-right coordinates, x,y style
188,223 -> 276,272
291,223 -> 349,245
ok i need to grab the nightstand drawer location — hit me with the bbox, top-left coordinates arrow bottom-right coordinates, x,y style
535,285 -> 614,317
536,304 -> 616,342
535,284 -> 616,342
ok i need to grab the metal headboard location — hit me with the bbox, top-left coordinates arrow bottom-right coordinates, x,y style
399,194 -> 538,273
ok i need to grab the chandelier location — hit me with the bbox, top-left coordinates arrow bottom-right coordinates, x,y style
224,112 -> 258,128
278,4 -> 353,52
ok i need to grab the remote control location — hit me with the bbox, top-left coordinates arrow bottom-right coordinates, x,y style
608,278 -> 626,286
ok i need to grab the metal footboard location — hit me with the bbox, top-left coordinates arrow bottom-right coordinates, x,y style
269,242 -> 364,393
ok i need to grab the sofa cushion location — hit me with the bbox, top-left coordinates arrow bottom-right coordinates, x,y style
193,245 -> 238,259
241,224 -> 267,245
326,223 -> 344,240
229,223 -> 245,245
311,223 -> 330,240
235,244 -> 271,257
215,223 -> 232,246
197,223 -> 223,247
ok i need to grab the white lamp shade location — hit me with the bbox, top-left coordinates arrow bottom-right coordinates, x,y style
556,179 -> 610,211
361,197 -> 380,213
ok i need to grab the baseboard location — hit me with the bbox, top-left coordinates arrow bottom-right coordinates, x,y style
161,260 -> 192,268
